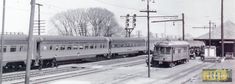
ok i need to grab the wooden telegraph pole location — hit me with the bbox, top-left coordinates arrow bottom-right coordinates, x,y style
25,0 -> 36,84
0,0 -> 6,83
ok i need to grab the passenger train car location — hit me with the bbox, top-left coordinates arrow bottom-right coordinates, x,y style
1,35 -> 157,72
151,41 -> 190,67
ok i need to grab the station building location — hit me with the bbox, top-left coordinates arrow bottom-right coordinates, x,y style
194,21 -> 235,57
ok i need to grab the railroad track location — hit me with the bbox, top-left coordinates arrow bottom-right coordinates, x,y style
2,66 -> 84,82
3,55 -> 146,84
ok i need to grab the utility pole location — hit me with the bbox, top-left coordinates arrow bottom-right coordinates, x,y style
25,0 -> 36,84
193,21 -> 216,56
182,13 -> 185,40
140,0 -> 157,78
0,0 -> 6,83
35,3 -> 43,35
221,0 -> 224,57
152,13 -> 185,40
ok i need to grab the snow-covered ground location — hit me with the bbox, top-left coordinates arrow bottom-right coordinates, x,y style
47,58 -> 218,84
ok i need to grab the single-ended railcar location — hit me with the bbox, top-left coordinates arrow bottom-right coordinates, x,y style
151,41 -> 190,67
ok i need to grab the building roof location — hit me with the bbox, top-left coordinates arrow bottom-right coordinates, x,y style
187,41 -> 205,47
156,41 -> 189,47
196,21 -> 235,40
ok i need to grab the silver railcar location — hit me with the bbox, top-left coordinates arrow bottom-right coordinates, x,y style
151,41 -> 190,67
109,37 -> 146,57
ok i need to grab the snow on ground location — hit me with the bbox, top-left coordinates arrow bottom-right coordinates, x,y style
47,59 -> 216,84
49,80 -> 91,84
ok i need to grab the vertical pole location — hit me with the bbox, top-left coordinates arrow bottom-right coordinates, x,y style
209,21 -> 211,56
25,0 -> 36,84
37,4 -> 40,35
147,0 -> 151,78
209,21 -> 211,48
0,0 -> 6,83
182,13 -> 185,40
221,0 -> 224,57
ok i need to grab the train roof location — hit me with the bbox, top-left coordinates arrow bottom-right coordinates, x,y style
38,35 -> 108,41
155,41 -> 189,47
0,35 -> 28,40
108,37 -> 145,41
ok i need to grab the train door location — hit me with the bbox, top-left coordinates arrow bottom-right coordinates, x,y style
108,40 -> 112,58
35,41 -> 42,67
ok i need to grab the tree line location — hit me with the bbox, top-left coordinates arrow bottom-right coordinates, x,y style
50,8 -> 123,37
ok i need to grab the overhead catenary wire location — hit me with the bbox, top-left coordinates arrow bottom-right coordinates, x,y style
94,0 -> 141,11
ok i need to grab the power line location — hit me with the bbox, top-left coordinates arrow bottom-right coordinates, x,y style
94,0 -> 140,11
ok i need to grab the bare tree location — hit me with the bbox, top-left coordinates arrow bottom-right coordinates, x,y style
50,9 -> 89,36
87,8 -> 121,37
50,8 -> 122,37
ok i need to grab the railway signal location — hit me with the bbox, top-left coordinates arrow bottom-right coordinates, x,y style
125,14 -> 130,28
121,15 -> 178,38
133,14 -> 137,27
124,14 -> 137,37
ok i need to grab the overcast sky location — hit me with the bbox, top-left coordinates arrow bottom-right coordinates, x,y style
0,0 -> 234,38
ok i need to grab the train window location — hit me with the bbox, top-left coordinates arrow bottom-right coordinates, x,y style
114,44 -> 118,48
120,44 -> 124,47
94,45 -> 97,49
19,46 -> 24,51
85,45 -> 89,49
79,46 -> 83,50
73,45 -> 78,50
49,46 -> 53,50
100,44 -> 103,48
172,48 -> 175,54
0,46 -> 7,52
178,49 -> 181,53
159,47 -> 171,54
10,46 -> 17,52
60,45 -> 65,50
90,45 -> 94,49
42,46 -> 47,50
103,44 -> 106,48
55,45 -> 59,51
67,46 -> 72,50
183,47 -> 187,52
165,47 -> 171,54
160,47 -> 164,54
